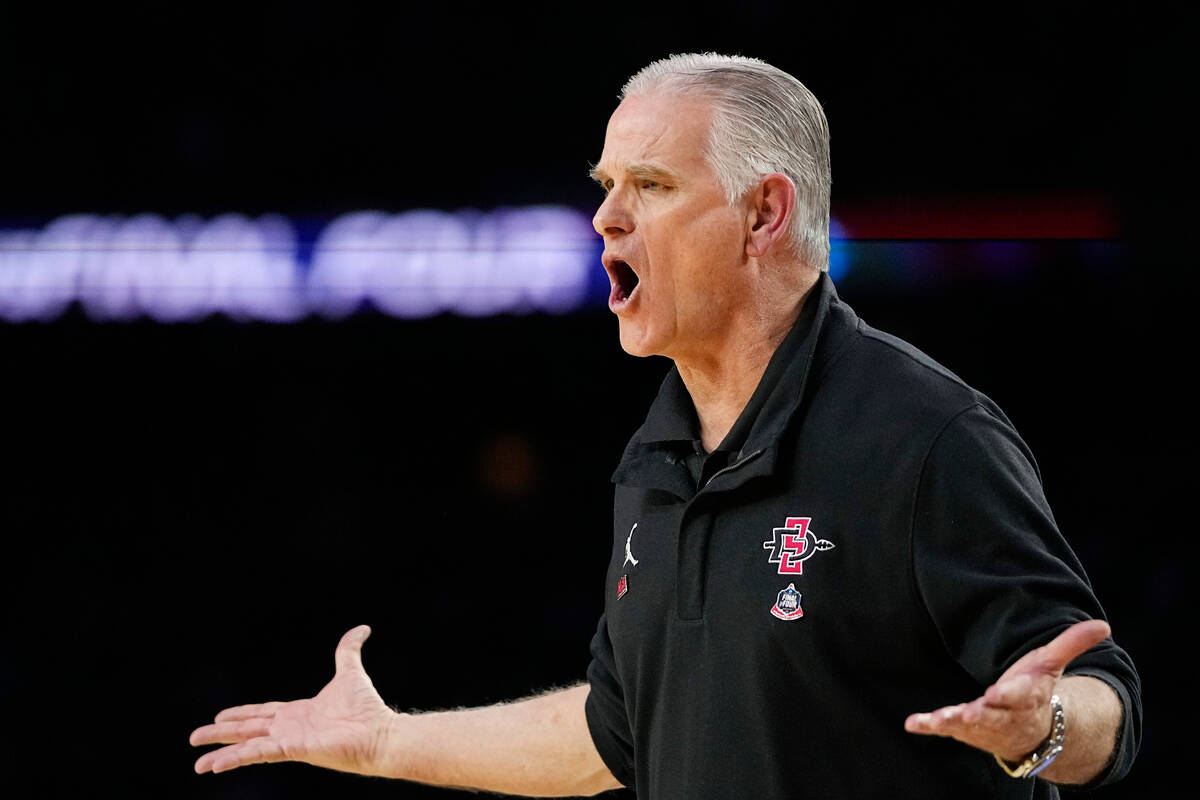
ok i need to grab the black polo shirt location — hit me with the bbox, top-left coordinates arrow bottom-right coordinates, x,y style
585,273 -> 1140,799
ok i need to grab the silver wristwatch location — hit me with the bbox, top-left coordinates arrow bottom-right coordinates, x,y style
994,694 -> 1065,778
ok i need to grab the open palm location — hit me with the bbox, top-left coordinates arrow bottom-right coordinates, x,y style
191,625 -> 395,775
904,619 -> 1111,761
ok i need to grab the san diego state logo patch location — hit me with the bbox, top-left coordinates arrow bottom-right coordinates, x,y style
771,583 -> 804,620
762,516 -> 835,574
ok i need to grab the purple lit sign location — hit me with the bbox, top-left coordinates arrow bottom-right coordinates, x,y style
0,207 -> 600,322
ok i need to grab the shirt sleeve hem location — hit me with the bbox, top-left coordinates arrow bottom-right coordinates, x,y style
584,691 -> 635,789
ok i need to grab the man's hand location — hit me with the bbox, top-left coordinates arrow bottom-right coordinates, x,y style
190,625 -> 395,775
191,627 -> 620,795
904,619 -> 1119,783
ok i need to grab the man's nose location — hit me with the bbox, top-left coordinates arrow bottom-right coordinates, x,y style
592,191 -> 634,237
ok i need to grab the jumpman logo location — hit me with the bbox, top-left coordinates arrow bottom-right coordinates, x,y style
623,523 -> 640,569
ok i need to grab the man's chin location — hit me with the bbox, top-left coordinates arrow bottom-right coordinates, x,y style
617,322 -> 659,359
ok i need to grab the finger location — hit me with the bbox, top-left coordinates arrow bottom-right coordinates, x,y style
959,697 -> 1018,729
194,743 -> 246,774
215,701 -> 285,723
982,673 -> 1039,709
195,737 -> 287,774
904,703 -> 968,735
212,737 -> 289,772
194,748 -> 222,774
334,624 -> 372,675
1037,619 -> 1111,672
908,701 -> 1015,742
190,717 -> 273,746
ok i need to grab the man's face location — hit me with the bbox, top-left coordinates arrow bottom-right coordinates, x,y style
591,92 -> 748,361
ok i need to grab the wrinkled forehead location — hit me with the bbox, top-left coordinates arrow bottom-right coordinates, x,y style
598,91 -> 716,174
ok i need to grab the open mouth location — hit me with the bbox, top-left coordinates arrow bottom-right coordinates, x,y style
610,259 -> 640,307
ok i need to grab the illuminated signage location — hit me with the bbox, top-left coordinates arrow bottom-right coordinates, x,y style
0,206 -> 601,322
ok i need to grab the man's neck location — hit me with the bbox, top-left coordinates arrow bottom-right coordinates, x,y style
675,282 -> 814,453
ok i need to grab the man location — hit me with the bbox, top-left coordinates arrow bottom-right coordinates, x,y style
190,54 -> 1140,797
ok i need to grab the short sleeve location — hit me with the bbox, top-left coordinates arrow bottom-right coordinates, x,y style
912,404 -> 1142,787
584,614 -> 636,788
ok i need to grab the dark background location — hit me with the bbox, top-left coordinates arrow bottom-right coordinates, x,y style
1,2 -> 1192,797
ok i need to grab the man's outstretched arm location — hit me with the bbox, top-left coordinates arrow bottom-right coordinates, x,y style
189,625 -> 622,797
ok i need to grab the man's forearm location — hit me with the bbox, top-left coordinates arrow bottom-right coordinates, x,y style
377,683 -> 622,797
1036,675 -> 1122,785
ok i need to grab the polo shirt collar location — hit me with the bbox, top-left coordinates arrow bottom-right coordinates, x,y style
615,272 -> 840,487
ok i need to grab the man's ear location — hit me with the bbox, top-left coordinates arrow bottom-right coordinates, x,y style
745,173 -> 797,258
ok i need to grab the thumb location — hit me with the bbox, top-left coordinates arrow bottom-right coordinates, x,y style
1039,619 -> 1111,673
334,624 -> 372,674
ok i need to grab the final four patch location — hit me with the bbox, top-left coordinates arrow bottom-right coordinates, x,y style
616,574 -> 628,599
770,583 -> 804,620
762,516 -> 835,574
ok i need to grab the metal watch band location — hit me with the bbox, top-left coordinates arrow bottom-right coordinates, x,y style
994,693 -> 1065,779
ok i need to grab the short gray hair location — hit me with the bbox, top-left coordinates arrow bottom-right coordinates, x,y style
621,53 -> 832,271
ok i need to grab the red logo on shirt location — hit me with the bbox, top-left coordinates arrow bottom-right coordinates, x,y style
616,574 -> 628,599
763,517 -> 835,574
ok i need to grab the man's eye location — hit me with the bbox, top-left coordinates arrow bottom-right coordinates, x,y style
642,180 -> 661,190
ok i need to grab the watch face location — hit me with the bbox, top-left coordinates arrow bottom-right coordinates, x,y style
1027,745 -> 1063,778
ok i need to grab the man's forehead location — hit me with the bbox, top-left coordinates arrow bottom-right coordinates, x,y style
595,92 -> 713,176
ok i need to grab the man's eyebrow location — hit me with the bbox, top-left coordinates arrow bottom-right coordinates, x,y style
587,162 -> 679,185
627,163 -> 678,183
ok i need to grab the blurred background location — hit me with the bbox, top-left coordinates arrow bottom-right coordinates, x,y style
0,1 -> 1192,796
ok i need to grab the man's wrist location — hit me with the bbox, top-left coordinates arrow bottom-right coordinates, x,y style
994,694 -> 1065,779
372,709 -> 414,779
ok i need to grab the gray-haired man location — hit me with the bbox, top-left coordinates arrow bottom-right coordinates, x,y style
191,54 -> 1140,798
